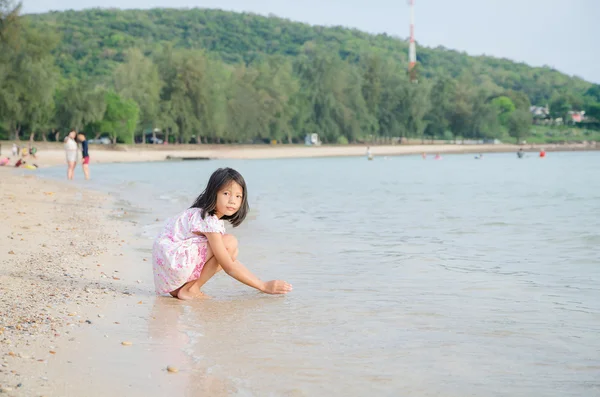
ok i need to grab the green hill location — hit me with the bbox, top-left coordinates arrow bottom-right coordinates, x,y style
1,7 -> 598,144
28,8 -> 591,106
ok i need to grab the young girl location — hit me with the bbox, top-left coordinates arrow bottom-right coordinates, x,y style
152,167 -> 292,300
64,130 -> 78,180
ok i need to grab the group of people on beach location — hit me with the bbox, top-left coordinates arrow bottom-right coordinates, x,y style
0,131 -> 90,177
0,143 -> 39,169
64,130 -> 90,180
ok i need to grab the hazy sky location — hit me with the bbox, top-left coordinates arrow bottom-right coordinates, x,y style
23,0 -> 600,84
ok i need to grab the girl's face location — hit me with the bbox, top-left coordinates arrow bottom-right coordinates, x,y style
215,181 -> 244,218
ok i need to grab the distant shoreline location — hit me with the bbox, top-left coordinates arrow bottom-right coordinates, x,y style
1,141 -> 598,168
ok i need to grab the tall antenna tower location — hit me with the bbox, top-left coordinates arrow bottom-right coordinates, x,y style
408,0 -> 418,82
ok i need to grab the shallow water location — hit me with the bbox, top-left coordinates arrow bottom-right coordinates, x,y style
40,152 -> 600,396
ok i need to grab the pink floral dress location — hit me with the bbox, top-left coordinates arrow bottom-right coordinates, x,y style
152,208 -> 225,294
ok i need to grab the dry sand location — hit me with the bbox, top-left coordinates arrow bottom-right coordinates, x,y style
2,141 -> 597,169
1,170 -> 120,392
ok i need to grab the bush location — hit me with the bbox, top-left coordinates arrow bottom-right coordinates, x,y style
442,130 -> 454,141
336,136 -> 349,145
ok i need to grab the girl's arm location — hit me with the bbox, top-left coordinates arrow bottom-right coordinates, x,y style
205,233 -> 292,294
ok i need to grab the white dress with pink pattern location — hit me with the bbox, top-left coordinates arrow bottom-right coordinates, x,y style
152,208 -> 225,294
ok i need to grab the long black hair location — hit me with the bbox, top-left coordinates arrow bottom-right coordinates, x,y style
190,168 -> 249,227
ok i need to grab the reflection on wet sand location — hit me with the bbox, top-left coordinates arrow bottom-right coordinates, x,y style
149,296 -> 279,396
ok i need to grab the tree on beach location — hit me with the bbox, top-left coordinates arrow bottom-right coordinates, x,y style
293,50 -> 373,143
225,64 -> 269,143
55,80 -> 107,134
490,96 -> 516,128
22,59 -> 58,142
113,49 -> 162,139
470,92 -> 503,140
583,85 -> 600,125
448,81 -> 474,141
1,7 -> 599,143
101,90 -> 139,144
252,57 -> 300,143
0,17 -> 58,140
424,77 -> 456,141
508,109 -> 533,144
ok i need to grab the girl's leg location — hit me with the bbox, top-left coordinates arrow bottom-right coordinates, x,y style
193,246 -> 238,290
82,163 -> 90,180
67,162 -> 71,180
174,235 -> 238,300
67,162 -> 76,180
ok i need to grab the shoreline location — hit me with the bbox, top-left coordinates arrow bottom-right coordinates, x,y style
2,147 -> 599,395
0,141 -> 597,168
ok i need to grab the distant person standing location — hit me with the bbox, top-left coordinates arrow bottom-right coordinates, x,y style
77,133 -> 90,180
11,143 -> 18,157
64,130 -> 78,180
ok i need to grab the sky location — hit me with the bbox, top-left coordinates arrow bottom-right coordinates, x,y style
22,0 -> 600,84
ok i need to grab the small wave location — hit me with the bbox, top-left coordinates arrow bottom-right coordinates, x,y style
483,221 -> 511,227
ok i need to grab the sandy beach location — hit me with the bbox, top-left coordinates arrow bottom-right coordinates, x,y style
0,169 -> 163,395
1,143 -> 599,395
1,141 -> 597,169
0,167 -> 244,396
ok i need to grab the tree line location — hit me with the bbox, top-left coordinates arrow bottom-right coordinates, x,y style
1,4 -> 599,144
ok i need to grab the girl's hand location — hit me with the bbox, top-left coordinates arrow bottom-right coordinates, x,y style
261,280 -> 293,294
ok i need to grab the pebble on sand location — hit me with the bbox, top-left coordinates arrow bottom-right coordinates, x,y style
166,366 -> 179,373
8,250 -> 15,255
121,341 -> 132,346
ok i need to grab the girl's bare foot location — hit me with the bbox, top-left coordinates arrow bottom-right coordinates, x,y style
176,287 -> 208,300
